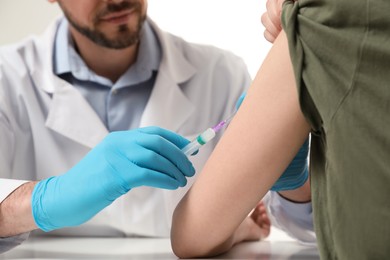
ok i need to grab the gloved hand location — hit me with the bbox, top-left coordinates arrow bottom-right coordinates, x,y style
235,92 -> 246,111
270,138 -> 309,191
32,127 -> 195,232
236,92 -> 309,191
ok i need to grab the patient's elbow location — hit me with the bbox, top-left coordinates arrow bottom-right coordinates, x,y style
171,239 -> 218,259
171,228 -> 207,258
171,237 -> 193,259
171,223 -> 232,258
171,220 -> 218,258
170,201 -> 231,258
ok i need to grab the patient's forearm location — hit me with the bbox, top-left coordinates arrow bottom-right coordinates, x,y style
200,218 -> 262,256
278,177 -> 311,203
172,208 -> 258,258
0,182 -> 38,237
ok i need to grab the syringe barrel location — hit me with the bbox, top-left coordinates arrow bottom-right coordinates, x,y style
182,128 -> 216,157
182,141 -> 202,156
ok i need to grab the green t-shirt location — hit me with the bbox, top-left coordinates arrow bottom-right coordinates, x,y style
282,0 -> 390,259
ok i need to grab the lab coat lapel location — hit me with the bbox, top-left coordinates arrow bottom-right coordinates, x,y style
45,82 -> 109,149
140,72 -> 194,130
139,19 -> 196,131
31,19 -> 108,149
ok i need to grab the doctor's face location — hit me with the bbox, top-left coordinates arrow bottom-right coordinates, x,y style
52,0 -> 148,49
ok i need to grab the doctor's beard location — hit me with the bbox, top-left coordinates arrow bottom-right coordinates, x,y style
61,1 -> 146,49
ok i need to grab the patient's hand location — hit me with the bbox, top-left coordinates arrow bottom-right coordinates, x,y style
235,201 -> 271,243
249,201 -> 271,240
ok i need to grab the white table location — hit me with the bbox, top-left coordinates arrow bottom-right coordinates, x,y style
1,237 -> 319,259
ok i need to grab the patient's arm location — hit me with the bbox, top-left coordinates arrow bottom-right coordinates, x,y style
171,31 -> 311,258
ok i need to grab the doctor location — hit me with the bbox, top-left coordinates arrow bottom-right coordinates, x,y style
0,0 -> 310,253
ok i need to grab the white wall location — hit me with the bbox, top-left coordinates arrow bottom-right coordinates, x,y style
0,0 -> 61,45
148,0 -> 272,78
0,0 -> 272,78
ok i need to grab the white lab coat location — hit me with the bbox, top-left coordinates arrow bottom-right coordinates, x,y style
0,18 -> 250,237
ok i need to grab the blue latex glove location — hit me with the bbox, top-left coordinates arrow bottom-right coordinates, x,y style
235,92 -> 246,111
270,138 -> 309,191
32,127 -> 195,232
236,92 -> 309,191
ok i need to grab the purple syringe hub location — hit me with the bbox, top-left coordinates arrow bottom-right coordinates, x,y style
212,120 -> 227,133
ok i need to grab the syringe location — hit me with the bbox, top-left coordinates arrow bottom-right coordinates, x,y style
181,114 -> 235,157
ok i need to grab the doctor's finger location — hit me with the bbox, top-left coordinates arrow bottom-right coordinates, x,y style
142,171 -> 182,190
127,147 -> 188,187
138,126 -> 190,149
137,134 -> 195,177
